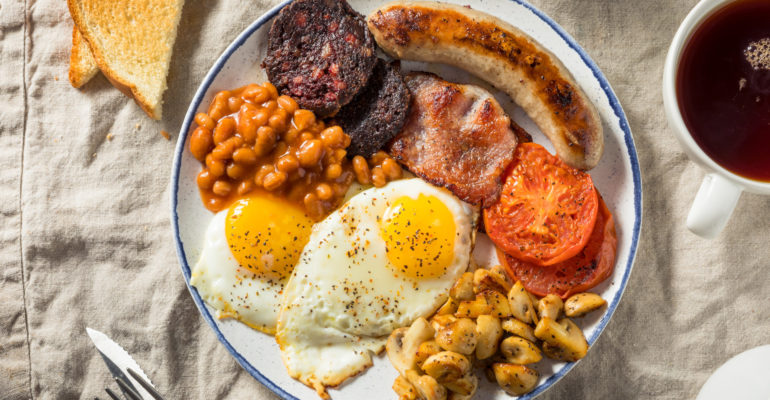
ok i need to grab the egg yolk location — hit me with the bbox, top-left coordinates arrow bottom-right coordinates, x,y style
380,194 -> 457,280
225,194 -> 313,281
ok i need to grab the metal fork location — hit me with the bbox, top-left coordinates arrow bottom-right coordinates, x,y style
94,368 -> 165,400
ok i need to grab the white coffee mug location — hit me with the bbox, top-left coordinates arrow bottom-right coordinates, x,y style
663,0 -> 770,239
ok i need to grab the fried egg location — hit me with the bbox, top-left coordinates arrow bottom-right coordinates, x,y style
275,178 -> 478,397
190,193 -> 314,334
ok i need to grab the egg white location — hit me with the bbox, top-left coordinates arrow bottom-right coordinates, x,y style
190,210 -> 285,334
275,178 -> 478,396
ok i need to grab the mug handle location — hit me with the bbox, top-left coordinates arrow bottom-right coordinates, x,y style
687,173 -> 742,239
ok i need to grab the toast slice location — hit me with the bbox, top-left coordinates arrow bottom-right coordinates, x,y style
69,26 -> 99,88
67,0 -> 185,120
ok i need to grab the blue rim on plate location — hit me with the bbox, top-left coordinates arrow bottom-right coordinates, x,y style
170,1 -> 642,398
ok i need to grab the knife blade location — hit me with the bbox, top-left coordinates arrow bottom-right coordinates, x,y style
86,327 -> 157,400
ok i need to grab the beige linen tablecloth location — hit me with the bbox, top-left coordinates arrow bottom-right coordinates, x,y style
2,0 -> 769,399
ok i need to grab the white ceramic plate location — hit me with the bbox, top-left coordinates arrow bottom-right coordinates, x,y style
171,1 -> 642,398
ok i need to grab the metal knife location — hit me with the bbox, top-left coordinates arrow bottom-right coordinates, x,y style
86,327 -> 161,400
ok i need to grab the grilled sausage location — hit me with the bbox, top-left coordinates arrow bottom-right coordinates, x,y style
368,1 -> 603,170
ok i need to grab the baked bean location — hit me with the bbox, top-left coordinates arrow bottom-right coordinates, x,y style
262,101 -> 278,115
298,139 -> 324,167
311,120 -> 326,134
352,155 -> 371,185
293,110 -> 316,130
263,171 -> 287,191
254,127 -> 277,156
269,112 -> 287,131
227,96 -> 244,113
207,196 -> 226,210
371,166 -> 387,188
197,169 -> 216,190
303,193 -> 323,218
325,163 -> 342,180
243,84 -> 269,103
241,84 -> 260,97
208,91 -> 231,121
263,82 -> 279,100
320,126 -> 345,148
276,154 -> 300,173
333,149 -> 347,164
333,182 -> 349,196
238,105 -> 259,143
274,141 -> 288,156
254,109 -> 270,128
195,113 -> 215,130
212,180 -> 232,196
232,147 -> 258,165
190,126 -> 213,161
370,151 -> 389,166
300,131 -> 315,142
215,90 -> 231,100
381,157 -> 402,180
316,183 -> 333,200
213,117 -> 236,144
237,180 -> 254,196
284,129 -> 300,144
239,118 -> 258,144
227,163 -> 247,179
206,154 -> 225,178
254,164 -> 273,187
277,95 -> 298,114
211,136 -> 243,160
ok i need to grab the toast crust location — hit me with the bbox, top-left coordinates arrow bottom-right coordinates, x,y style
67,0 -> 184,120
69,26 -> 99,88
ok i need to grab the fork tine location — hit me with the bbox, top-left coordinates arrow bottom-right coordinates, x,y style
104,387 -> 121,400
115,376 -> 142,400
127,368 -> 165,400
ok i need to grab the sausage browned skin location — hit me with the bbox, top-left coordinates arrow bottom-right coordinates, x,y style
368,1 -> 603,170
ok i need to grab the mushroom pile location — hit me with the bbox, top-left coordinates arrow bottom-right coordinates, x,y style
386,265 -> 607,399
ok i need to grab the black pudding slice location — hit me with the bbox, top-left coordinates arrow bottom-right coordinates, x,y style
335,59 -> 411,158
262,0 -> 376,117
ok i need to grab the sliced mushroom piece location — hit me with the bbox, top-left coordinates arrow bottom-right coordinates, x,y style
475,315 -> 503,360
444,372 -> 478,396
564,293 -> 607,318
437,297 -> 459,316
492,363 -> 540,396
489,264 -> 512,286
537,294 -> 564,320
416,340 -> 443,369
534,317 -> 588,362
501,318 -> 538,343
455,290 -> 512,318
387,317 -> 436,375
527,291 -> 541,312
450,272 -> 475,301
473,268 -> 511,294
430,314 -> 457,332
500,336 -> 543,364
508,281 -> 538,324
405,369 -> 448,400
541,342 -> 571,362
421,351 -> 471,383
436,318 -> 478,355
393,374 -> 419,400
